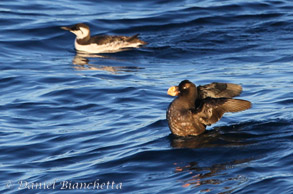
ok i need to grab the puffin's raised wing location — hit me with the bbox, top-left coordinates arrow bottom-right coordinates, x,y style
194,98 -> 251,126
198,82 -> 243,99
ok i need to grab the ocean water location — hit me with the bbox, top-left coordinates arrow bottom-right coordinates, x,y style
0,0 -> 293,193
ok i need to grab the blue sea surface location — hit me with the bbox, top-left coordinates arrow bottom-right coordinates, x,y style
0,0 -> 293,193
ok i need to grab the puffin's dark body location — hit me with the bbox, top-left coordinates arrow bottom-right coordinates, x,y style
166,80 -> 251,137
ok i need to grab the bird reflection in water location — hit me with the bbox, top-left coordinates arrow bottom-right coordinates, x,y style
173,158 -> 253,193
169,123 -> 258,193
72,52 -> 144,73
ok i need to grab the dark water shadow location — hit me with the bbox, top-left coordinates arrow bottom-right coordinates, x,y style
169,122 -> 257,149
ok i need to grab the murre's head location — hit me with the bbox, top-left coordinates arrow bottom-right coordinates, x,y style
61,23 -> 90,39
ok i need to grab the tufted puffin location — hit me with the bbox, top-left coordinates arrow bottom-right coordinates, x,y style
166,80 -> 251,137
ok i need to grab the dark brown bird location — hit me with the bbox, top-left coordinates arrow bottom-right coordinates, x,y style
166,80 -> 251,137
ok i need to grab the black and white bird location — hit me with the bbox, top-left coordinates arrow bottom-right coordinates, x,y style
61,23 -> 147,53
166,80 -> 251,137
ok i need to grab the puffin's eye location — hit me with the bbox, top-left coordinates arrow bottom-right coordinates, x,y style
183,84 -> 189,89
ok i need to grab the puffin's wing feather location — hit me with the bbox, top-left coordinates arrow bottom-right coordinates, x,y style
198,82 -> 243,99
194,98 -> 251,126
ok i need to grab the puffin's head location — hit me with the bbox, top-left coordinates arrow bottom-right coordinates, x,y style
61,23 -> 90,39
167,80 -> 197,97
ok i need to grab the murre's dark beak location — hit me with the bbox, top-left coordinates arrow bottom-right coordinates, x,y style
61,26 -> 72,31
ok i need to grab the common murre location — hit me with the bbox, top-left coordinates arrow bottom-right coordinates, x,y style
61,23 -> 147,53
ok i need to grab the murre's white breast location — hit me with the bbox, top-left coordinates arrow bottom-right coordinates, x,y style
74,39 -> 142,53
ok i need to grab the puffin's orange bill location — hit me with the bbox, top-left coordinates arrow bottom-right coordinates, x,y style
167,86 -> 180,96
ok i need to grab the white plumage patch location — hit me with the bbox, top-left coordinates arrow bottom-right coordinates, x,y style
72,27 -> 90,39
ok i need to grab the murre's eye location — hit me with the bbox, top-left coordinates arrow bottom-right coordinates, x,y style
72,26 -> 79,31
